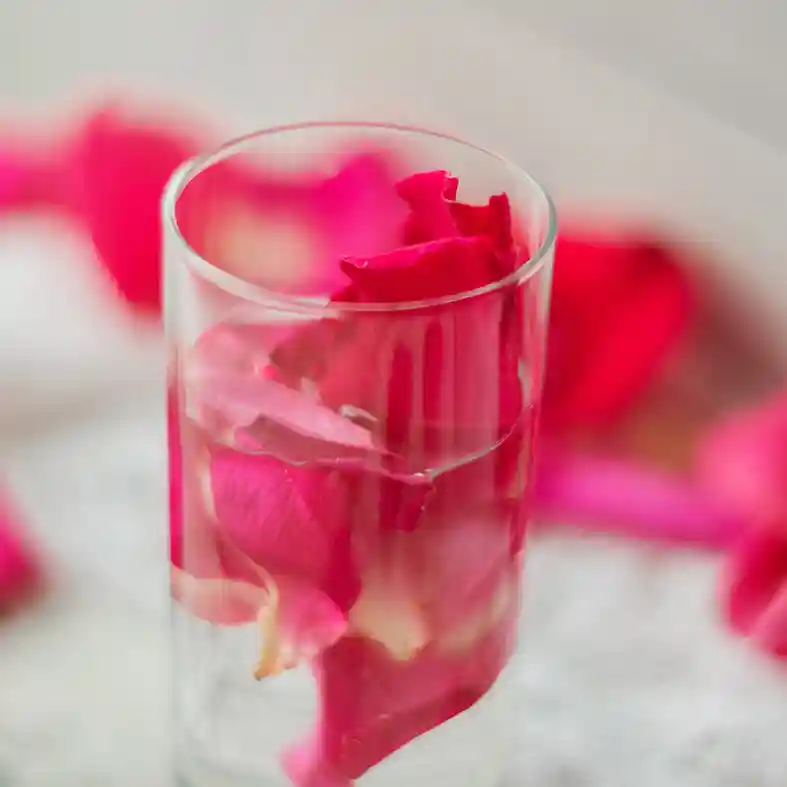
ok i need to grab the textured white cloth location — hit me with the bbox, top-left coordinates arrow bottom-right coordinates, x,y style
1,220 -> 786,786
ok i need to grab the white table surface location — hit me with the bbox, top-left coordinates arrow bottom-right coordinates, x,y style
1,218 -> 786,787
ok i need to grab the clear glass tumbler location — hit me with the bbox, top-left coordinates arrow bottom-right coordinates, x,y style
163,123 -> 556,787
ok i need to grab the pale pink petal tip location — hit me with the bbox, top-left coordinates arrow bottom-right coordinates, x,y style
282,739 -> 354,787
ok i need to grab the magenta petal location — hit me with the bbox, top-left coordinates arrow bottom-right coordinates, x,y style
341,236 -> 498,303
297,599 -> 517,782
209,447 -> 358,609
275,253 -> 524,472
264,170 -> 524,470
177,147 -> 405,298
72,107 -> 197,312
0,150 -> 43,208
724,527 -> 787,658
0,493 -> 41,606
450,193 -> 514,261
316,151 -> 409,261
396,170 -> 459,244
697,395 -> 787,523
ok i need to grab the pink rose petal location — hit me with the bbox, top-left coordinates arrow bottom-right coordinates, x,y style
283,736 -> 354,787
724,526 -> 787,659
172,557 -> 347,674
320,290 -> 522,471
209,446 -> 359,611
340,236 -> 499,303
171,394 -> 348,669
396,170 -> 459,243
176,149 -> 406,298
697,395 -> 787,524
0,493 -> 41,607
71,106 -> 198,313
450,193 -> 514,257
286,592 -> 518,783
316,150 -> 409,262
270,575 -> 349,673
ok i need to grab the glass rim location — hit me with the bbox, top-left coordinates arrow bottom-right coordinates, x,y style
162,120 -> 557,315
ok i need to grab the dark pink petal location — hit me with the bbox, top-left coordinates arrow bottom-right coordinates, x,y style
286,593 -> 518,783
282,314 -> 390,427
177,149 -> 405,298
171,399 -> 348,666
697,395 -> 787,524
271,265 -> 525,473
337,255 -> 521,469
340,236 -> 498,303
316,151 -> 409,262
0,148 -> 52,208
264,169 -> 524,468
396,170 -> 459,243
543,235 -> 694,431
387,293 -> 522,469
724,526 -> 787,659
189,320 -> 436,535
209,447 -> 359,610
450,193 -> 514,257
0,151 -> 28,206
752,585 -> 787,657
0,492 -> 41,607
70,106 -> 198,313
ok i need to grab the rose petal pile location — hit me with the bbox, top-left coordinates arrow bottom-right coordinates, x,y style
171,157 -> 533,784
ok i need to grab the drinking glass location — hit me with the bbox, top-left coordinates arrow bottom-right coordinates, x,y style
163,122 -> 556,787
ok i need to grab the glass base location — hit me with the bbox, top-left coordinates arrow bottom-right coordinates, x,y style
175,659 -> 519,787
